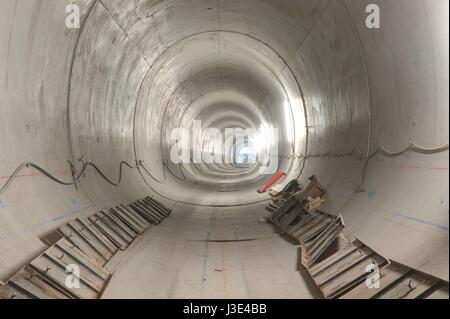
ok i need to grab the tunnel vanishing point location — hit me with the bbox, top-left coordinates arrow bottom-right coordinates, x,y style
0,0 -> 449,300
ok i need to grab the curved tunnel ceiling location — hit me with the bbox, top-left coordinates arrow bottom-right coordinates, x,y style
0,0 -> 448,289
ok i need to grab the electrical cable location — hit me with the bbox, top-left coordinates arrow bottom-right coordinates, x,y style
1,142 -> 447,197
162,159 -> 186,181
281,142 -> 448,188
357,142 -> 449,191
179,163 -> 197,178
0,157 -> 138,196
136,160 -> 167,184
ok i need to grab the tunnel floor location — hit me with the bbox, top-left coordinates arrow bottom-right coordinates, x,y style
101,202 -> 320,299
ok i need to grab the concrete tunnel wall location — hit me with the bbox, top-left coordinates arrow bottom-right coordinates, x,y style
0,0 -> 448,284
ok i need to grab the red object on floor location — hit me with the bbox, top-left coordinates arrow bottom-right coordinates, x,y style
257,171 -> 286,193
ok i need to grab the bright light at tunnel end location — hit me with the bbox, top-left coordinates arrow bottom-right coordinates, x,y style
169,120 -> 279,174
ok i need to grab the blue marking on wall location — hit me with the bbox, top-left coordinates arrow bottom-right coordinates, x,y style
69,196 -> 80,209
0,199 -> 4,209
392,212 -> 449,232
367,191 -> 376,201
0,199 -> 108,243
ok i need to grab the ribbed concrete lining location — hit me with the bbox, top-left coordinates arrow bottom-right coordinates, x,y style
0,0 -> 448,283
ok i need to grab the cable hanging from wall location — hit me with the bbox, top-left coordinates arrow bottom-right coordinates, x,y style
356,142 -> 449,192
280,141 -> 448,191
1,141 -> 447,198
0,156 -> 153,197
162,160 -> 186,181
138,160 -> 167,184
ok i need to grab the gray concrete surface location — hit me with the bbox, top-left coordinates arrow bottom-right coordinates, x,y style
102,202 -> 319,299
0,0 -> 448,297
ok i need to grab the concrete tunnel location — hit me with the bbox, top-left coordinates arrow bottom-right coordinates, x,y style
0,0 -> 448,300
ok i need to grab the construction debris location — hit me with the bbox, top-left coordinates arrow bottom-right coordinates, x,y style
0,196 -> 172,299
257,171 -> 286,193
266,175 -> 327,214
267,176 -> 449,299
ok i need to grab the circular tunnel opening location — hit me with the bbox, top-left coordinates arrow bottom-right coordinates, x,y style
0,0 -> 448,299
124,31 -> 307,205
